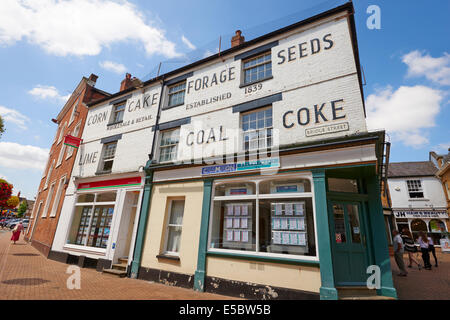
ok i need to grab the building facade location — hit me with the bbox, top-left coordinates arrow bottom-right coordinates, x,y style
50,74 -> 159,271
45,2 -> 396,300
25,74 -> 110,257
129,3 -> 393,300
388,161 -> 449,247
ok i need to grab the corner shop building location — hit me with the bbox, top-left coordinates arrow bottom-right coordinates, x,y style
125,3 -> 397,300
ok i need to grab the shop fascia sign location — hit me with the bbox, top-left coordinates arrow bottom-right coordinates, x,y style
394,210 -> 448,219
201,157 -> 280,175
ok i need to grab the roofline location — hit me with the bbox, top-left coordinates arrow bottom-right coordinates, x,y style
87,1 -> 356,107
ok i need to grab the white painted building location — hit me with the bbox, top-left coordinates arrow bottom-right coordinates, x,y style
388,161 -> 448,246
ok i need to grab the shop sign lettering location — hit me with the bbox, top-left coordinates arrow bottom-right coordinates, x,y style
79,151 -> 98,166
276,33 -> 333,65
394,211 -> 448,219
187,67 -> 236,94
186,126 -> 229,146
186,92 -> 232,110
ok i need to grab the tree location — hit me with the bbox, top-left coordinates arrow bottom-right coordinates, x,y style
0,115 -> 4,138
0,179 -> 13,209
17,200 -> 28,218
6,195 -> 20,209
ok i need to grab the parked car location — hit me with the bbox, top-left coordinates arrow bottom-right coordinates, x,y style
6,219 -> 21,229
21,219 -> 29,229
1,218 -> 14,228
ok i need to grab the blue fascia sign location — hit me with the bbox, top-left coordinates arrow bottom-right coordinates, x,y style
201,157 -> 280,175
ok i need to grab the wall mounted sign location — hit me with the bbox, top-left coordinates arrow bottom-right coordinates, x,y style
393,211 -> 448,219
64,135 -> 82,148
78,176 -> 141,191
201,157 -> 280,175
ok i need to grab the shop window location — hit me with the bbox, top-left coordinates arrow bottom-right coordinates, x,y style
214,182 -> 255,197
242,107 -> 272,151
259,178 -> 310,194
67,192 -> 116,248
243,52 -> 272,85
99,142 -> 117,173
159,128 -> 180,163
410,219 -> 427,241
167,81 -> 186,107
429,219 -> 447,245
163,199 -> 185,255
328,178 -> 359,193
406,180 -> 424,198
209,177 -> 316,258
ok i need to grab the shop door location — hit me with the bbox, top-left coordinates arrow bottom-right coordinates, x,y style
329,201 -> 369,286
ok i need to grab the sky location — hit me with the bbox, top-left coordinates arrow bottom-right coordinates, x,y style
0,0 -> 449,200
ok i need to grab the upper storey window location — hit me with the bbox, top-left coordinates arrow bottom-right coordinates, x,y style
167,81 -> 186,107
111,103 -> 125,124
243,52 -> 272,85
406,180 -> 424,199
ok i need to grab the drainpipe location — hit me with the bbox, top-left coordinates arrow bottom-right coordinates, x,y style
129,77 -> 165,278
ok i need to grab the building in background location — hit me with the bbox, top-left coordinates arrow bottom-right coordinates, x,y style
388,161 -> 449,246
50,73 -> 158,274
25,74 -> 110,257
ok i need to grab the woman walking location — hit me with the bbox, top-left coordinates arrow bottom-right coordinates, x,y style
401,229 -> 421,270
428,237 -> 438,267
10,221 -> 24,244
418,231 -> 432,270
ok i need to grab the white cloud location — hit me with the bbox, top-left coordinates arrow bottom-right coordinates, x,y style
431,142 -> 450,154
28,85 -> 70,102
181,35 -> 196,50
366,85 -> 444,148
402,50 -> 450,86
0,142 -> 49,170
99,60 -> 126,74
0,0 -> 180,58
0,105 -> 30,129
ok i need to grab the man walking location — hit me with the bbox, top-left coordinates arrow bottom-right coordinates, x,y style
392,230 -> 408,276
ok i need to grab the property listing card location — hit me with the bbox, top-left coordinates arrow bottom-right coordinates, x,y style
234,205 -> 241,216
233,230 -> 241,242
225,218 -> 233,228
275,203 -> 283,215
298,232 -> 307,246
282,232 -> 290,245
241,218 -> 248,229
285,203 -> 293,215
298,218 -> 305,231
272,218 -> 281,230
241,205 -> 248,216
233,218 -> 240,228
226,230 -> 233,241
273,231 -> 282,244
241,231 -> 249,242
226,205 -> 233,216
280,218 -> 288,230
294,203 -> 304,216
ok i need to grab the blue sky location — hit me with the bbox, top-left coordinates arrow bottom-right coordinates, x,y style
0,0 -> 449,199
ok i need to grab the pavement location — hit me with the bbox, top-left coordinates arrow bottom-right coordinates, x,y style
0,229 -> 235,300
390,249 -> 450,300
1,228 -> 448,300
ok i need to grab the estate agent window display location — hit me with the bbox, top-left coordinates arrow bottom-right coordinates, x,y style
208,174 -> 317,260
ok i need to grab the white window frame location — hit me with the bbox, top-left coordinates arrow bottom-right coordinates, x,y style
110,103 -> 125,124
242,51 -> 272,85
57,122 -> 67,144
49,175 -> 66,218
167,81 -> 186,108
158,128 -> 180,163
207,172 -> 319,262
162,198 -> 185,256
98,141 -> 117,173
68,97 -> 80,126
56,138 -> 67,167
42,181 -> 56,218
31,200 -> 43,219
44,160 -> 55,190
66,121 -> 81,159
241,106 -> 273,152
406,179 -> 425,199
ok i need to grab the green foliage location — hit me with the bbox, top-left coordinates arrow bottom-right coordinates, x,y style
17,200 -> 28,217
0,115 -> 4,138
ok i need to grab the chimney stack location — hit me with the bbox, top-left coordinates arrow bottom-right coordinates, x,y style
88,73 -> 98,83
120,73 -> 133,91
231,30 -> 245,48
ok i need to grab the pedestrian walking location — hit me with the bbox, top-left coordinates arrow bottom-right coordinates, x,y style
418,231 -> 432,270
401,229 -> 421,270
10,221 -> 24,244
428,237 -> 438,267
392,230 -> 408,276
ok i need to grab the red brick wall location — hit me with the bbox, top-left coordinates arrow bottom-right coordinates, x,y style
26,79 -> 108,256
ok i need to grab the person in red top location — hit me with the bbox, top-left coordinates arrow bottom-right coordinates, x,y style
11,221 -> 24,244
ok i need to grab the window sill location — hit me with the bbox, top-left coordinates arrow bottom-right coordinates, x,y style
162,102 -> 184,110
95,170 -> 112,176
107,120 -> 123,127
207,250 -> 319,266
239,76 -> 273,89
156,254 -> 180,261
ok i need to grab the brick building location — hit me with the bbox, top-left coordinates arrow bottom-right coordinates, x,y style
25,74 -> 110,257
